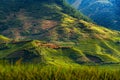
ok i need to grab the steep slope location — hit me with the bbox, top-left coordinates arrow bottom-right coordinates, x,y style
0,0 -> 120,65
67,0 -> 120,30
0,0 -> 90,41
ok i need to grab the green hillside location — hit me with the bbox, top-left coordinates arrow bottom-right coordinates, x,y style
0,0 -> 120,65
0,20 -> 120,64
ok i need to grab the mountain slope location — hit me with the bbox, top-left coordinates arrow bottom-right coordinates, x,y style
67,0 -> 120,30
0,32 -> 120,65
0,0 -> 120,65
0,20 -> 120,64
0,0 -> 90,41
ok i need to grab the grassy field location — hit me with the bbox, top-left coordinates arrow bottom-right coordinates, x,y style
0,64 -> 120,80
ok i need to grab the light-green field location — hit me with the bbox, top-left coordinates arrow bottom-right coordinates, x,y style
0,64 -> 120,80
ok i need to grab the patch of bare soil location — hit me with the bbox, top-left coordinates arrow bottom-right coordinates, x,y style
41,20 -> 58,30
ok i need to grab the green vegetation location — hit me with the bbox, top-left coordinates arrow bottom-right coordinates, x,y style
0,35 -> 11,44
0,0 -> 120,65
0,0 -> 120,79
0,64 -> 119,80
0,39 -> 120,64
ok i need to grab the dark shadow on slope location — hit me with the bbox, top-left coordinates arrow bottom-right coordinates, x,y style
5,50 -> 41,63
85,54 -> 103,63
61,48 -> 88,64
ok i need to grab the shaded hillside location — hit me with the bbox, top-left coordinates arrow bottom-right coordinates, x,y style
0,0 -> 90,41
